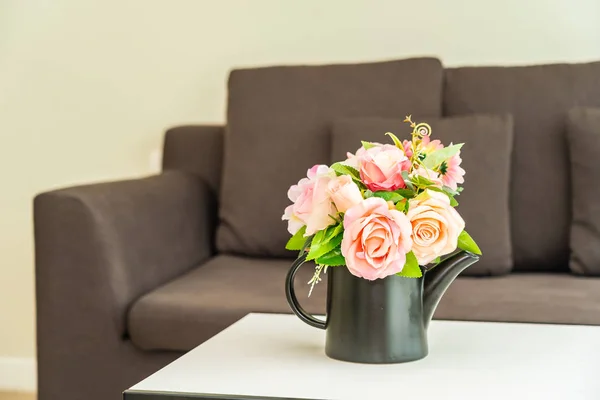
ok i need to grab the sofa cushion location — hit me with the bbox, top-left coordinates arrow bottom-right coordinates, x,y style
566,107 -> 600,275
435,273 -> 600,325
218,58 -> 444,257
330,115 -> 514,276
128,256 -> 600,352
444,61 -> 600,272
128,255 -> 327,351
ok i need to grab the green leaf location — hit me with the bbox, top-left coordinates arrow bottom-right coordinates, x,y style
298,236 -> 313,257
346,166 -> 361,179
401,171 -> 414,190
427,186 -> 444,193
457,230 -> 482,255
394,189 -> 415,198
422,143 -> 464,169
330,162 -> 360,180
373,191 -> 403,203
396,251 -> 422,278
285,226 -> 308,251
432,256 -> 441,264
442,185 -> 460,196
364,190 -> 374,198
361,141 -> 376,150
395,198 -> 409,213
330,162 -> 366,190
316,248 -> 346,266
449,196 -> 459,207
307,233 -> 343,261
385,132 -> 403,149
412,174 -> 436,187
322,223 -> 343,243
306,223 -> 344,261
395,200 -> 404,211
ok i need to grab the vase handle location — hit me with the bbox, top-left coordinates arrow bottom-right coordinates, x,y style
285,253 -> 327,330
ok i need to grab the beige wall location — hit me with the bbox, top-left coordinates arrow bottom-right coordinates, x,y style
1,0 -> 600,360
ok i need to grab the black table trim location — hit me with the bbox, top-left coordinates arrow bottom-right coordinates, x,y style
123,390 -> 326,400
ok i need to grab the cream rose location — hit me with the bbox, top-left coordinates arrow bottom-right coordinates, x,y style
328,175 -> 363,213
406,190 -> 465,265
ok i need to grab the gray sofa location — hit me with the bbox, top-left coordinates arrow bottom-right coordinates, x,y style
34,57 -> 600,400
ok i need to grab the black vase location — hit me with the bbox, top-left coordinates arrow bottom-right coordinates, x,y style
285,251 -> 479,364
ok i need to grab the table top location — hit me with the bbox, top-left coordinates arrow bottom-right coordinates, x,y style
125,313 -> 600,400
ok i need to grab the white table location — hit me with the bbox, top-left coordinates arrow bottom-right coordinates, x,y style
125,313 -> 600,400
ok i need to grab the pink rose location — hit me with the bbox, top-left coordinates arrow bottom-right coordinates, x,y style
343,146 -> 370,170
341,197 -> 413,280
282,205 -> 304,235
328,175 -> 363,213
406,190 -> 465,265
359,144 -> 410,191
282,165 -> 337,236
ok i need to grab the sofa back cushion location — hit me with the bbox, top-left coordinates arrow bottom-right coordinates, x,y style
330,115 -> 514,276
217,58 -> 444,257
566,107 -> 600,275
444,62 -> 600,271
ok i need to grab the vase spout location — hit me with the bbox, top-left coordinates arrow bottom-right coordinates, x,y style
422,251 -> 480,328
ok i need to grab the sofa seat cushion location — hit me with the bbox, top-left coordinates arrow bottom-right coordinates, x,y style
128,256 -> 600,352
330,115 -> 514,276
218,57 -> 444,258
128,255 -> 326,351
435,273 -> 600,325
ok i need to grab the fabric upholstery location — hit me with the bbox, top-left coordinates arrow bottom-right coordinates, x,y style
435,273 -> 600,325
163,125 -> 224,197
128,255 -> 327,351
128,255 -> 600,352
566,107 -> 600,275
330,115 -> 514,276
444,62 -> 600,272
34,172 -> 212,400
35,60 -> 600,400
218,58 -> 445,257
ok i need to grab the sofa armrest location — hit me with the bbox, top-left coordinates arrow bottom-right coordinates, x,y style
34,171 -> 216,341
163,125 -> 224,196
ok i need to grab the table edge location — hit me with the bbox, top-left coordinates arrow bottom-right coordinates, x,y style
123,389 -> 326,400
247,312 -> 600,328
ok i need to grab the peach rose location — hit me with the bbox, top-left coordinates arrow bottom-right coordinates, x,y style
328,175 -> 363,213
282,165 -> 337,235
406,190 -> 465,265
341,197 -> 413,280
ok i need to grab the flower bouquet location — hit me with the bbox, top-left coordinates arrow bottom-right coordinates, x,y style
283,116 -> 481,294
